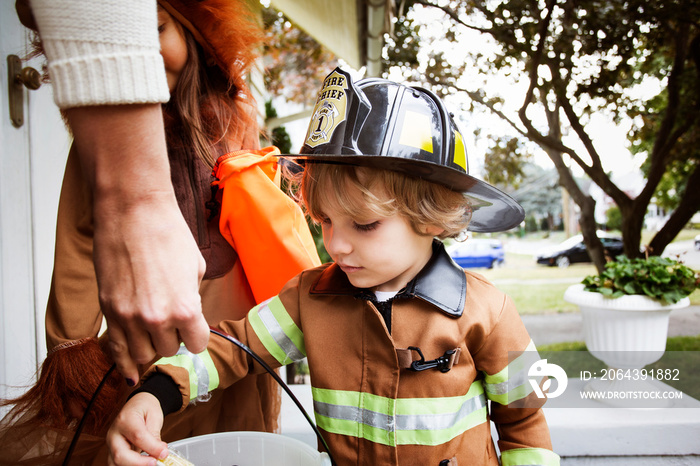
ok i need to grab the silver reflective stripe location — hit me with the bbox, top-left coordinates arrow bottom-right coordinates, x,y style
486,364 -> 529,395
484,344 -> 541,396
258,302 -> 305,362
176,345 -> 209,399
396,393 -> 487,431
314,392 -> 487,433
314,401 -> 395,431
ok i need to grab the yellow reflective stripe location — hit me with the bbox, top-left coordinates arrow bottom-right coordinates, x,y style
312,389 -> 396,446
395,382 -> 483,416
484,340 -> 538,385
453,130 -> 467,170
501,447 -> 561,466
248,296 -> 306,365
314,412 -> 396,447
396,382 -> 487,445
155,345 -> 219,402
396,405 -> 487,446
483,340 -> 540,405
312,382 -> 488,447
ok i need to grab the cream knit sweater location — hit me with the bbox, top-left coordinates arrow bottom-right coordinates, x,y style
29,0 -> 170,108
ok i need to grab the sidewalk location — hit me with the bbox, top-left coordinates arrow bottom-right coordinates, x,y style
522,305 -> 700,346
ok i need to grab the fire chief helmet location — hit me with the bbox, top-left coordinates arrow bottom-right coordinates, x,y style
290,67 -> 525,233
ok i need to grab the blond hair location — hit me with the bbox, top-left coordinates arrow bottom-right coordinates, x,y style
290,162 -> 471,239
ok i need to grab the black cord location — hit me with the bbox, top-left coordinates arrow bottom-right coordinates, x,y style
62,363 -> 116,466
62,329 -> 336,465
209,328 -> 336,465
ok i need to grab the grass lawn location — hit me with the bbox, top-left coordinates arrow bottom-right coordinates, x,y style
538,335 -> 700,352
475,253 -> 596,314
643,228 -> 700,244
495,282 -> 580,314
472,245 -> 700,315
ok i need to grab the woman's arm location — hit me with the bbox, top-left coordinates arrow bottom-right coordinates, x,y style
26,0 -> 210,383
66,104 -> 209,383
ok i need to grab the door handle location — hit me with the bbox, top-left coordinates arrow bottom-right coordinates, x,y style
7,54 -> 42,128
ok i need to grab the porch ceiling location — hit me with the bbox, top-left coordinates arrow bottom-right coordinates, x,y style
269,0 -> 389,76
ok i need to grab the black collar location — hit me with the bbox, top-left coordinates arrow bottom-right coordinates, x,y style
309,241 -> 466,318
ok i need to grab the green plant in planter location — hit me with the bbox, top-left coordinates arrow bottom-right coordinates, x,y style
581,255 -> 699,304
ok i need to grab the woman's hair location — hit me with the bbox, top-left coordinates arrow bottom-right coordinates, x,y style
163,26 -> 258,167
288,162 -> 472,239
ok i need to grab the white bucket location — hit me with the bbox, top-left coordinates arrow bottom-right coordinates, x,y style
168,431 -> 332,466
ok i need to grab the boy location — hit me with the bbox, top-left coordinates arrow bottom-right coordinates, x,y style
107,68 -> 560,466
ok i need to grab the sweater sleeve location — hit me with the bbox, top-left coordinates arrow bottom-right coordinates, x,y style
472,293 -> 560,466
29,0 -> 170,108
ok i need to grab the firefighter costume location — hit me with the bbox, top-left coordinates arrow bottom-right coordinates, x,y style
134,69 -> 560,465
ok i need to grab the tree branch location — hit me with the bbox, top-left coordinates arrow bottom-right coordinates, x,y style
449,84 -> 528,137
647,22 -> 690,171
515,1 -> 580,157
411,0 -> 492,34
633,22 -> 691,210
648,162 -> 700,256
518,0 -> 553,121
548,64 -> 630,208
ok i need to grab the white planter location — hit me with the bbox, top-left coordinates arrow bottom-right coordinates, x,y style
564,284 -> 690,407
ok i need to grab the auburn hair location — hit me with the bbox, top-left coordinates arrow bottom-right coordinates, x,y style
289,162 -> 472,239
161,1 -> 262,167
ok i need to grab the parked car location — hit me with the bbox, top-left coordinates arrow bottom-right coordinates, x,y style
448,239 -> 505,269
535,233 -> 624,268
695,234 -> 700,251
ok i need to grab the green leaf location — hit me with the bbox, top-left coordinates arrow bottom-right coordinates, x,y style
580,256 -> 699,301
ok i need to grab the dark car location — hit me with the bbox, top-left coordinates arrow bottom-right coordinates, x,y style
535,233 -> 624,268
448,239 -> 505,269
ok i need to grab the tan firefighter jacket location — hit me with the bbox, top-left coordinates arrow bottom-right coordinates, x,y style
146,242 -> 560,466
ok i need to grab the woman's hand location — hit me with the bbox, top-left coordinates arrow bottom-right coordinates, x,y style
107,393 -> 168,466
65,104 -> 209,383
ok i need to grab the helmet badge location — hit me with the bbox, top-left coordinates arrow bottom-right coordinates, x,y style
305,70 -> 349,148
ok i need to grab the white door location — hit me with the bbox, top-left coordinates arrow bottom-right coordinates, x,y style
1,3 -> 70,410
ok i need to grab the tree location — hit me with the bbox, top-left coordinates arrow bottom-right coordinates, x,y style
262,7 -> 339,105
509,164 -> 564,232
387,0 -> 700,272
606,205 -> 623,231
265,100 -> 292,154
481,136 -> 530,188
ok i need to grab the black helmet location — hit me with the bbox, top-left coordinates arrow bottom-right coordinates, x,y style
286,67 -> 524,233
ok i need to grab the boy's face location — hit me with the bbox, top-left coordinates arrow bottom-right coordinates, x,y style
318,183 -> 437,292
